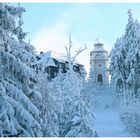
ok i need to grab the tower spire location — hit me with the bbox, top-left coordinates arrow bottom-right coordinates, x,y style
95,36 -> 100,44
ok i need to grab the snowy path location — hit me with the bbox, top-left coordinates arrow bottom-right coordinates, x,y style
93,86 -> 131,137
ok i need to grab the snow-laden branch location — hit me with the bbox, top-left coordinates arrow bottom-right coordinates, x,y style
72,43 -> 87,64
65,34 -> 87,74
68,34 -> 72,53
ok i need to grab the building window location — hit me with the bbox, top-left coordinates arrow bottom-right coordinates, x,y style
54,72 -> 57,77
73,66 -> 77,71
99,64 -> 102,67
65,62 -> 69,69
59,63 -> 62,69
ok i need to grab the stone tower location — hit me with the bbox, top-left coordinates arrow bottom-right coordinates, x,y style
90,41 -> 109,85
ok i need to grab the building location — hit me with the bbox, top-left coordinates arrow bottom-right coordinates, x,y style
90,42 -> 109,85
32,51 -> 85,79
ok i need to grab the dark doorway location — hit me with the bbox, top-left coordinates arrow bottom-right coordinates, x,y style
98,74 -> 103,84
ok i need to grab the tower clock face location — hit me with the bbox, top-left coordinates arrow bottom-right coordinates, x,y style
99,64 -> 102,67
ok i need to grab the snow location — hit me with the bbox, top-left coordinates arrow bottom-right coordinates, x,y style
92,45 -> 106,52
0,3 -> 42,136
1,4 -> 139,137
93,85 -> 131,137
110,9 -> 140,137
39,51 -> 82,65
93,47 -> 105,52
71,115 -> 81,126
46,70 -> 95,136
39,51 -> 67,63
46,58 -> 57,67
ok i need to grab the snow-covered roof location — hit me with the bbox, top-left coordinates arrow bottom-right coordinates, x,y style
32,56 -> 57,67
39,51 -> 67,63
38,51 -> 82,65
46,58 -> 57,67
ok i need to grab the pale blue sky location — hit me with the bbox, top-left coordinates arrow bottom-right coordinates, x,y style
11,3 -> 140,74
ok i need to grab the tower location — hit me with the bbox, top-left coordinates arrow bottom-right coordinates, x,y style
90,41 -> 109,85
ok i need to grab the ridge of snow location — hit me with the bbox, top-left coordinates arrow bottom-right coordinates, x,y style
38,51 -> 82,65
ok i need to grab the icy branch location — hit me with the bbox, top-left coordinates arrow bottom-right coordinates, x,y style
72,43 -> 87,64
65,34 -> 87,74
65,34 -> 73,73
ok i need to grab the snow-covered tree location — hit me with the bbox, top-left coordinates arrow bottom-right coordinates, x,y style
110,37 -> 126,94
47,72 -> 96,137
110,9 -> 140,136
0,3 -> 42,136
65,34 -> 87,76
110,9 -> 140,96
46,35 -> 96,137
35,67 -> 59,137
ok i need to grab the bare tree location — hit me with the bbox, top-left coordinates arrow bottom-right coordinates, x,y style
65,34 -> 87,76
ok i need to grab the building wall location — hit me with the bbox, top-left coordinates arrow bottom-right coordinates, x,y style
90,51 -> 109,85
95,61 -> 109,84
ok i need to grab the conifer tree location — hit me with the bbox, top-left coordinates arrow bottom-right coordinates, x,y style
110,9 -> 140,136
0,3 -> 42,136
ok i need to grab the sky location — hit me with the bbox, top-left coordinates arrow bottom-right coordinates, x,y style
11,3 -> 140,75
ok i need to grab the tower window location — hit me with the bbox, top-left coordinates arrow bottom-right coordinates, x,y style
96,54 -> 101,56
98,64 -> 102,67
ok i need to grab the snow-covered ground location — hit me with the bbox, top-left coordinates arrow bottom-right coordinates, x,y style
93,85 -> 131,137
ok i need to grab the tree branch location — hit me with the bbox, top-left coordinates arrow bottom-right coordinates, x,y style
69,34 -> 72,53
65,35 -> 87,75
72,43 -> 87,64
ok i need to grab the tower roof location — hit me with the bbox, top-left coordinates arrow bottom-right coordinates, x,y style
92,42 -> 106,52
